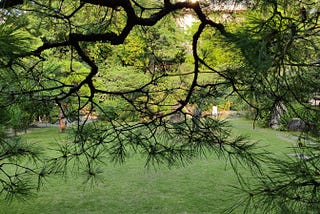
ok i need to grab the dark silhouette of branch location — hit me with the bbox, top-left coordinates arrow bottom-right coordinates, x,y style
0,0 -> 23,8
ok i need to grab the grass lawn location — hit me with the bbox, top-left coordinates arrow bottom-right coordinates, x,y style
0,119 -> 296,214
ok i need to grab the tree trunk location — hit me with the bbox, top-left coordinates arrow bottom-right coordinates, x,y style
269,102 -> 287,129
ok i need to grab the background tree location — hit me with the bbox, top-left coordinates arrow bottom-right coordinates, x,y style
0,15 -> 46,201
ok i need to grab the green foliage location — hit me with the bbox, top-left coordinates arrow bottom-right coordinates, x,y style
0,17 -> 31,64
237,143 -> 320,213
0,137 -> 45,201
0,14 -> 51,201
7,105 -> 30,133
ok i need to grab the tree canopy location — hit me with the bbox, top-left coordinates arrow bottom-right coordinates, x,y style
0,0 -> 319,212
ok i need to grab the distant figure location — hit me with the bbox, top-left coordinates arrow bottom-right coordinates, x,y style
59,111 -> 67,133
192,107 -> 201,131
212,105 -> 218,117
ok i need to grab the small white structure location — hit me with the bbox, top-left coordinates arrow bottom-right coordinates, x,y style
310,98 -> 320,106
212,106 -> 218,117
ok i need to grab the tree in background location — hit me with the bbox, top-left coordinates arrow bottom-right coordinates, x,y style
0,15 -> 45,201
0,0 -> 319,212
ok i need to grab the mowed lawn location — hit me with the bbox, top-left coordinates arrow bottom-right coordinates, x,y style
0,119 -> 296,214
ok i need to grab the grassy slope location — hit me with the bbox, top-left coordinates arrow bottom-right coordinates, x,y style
0,119 -> 295,214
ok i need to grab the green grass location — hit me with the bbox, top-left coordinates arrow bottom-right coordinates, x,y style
0,119 -> 296,214
230,119 -> 295,154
